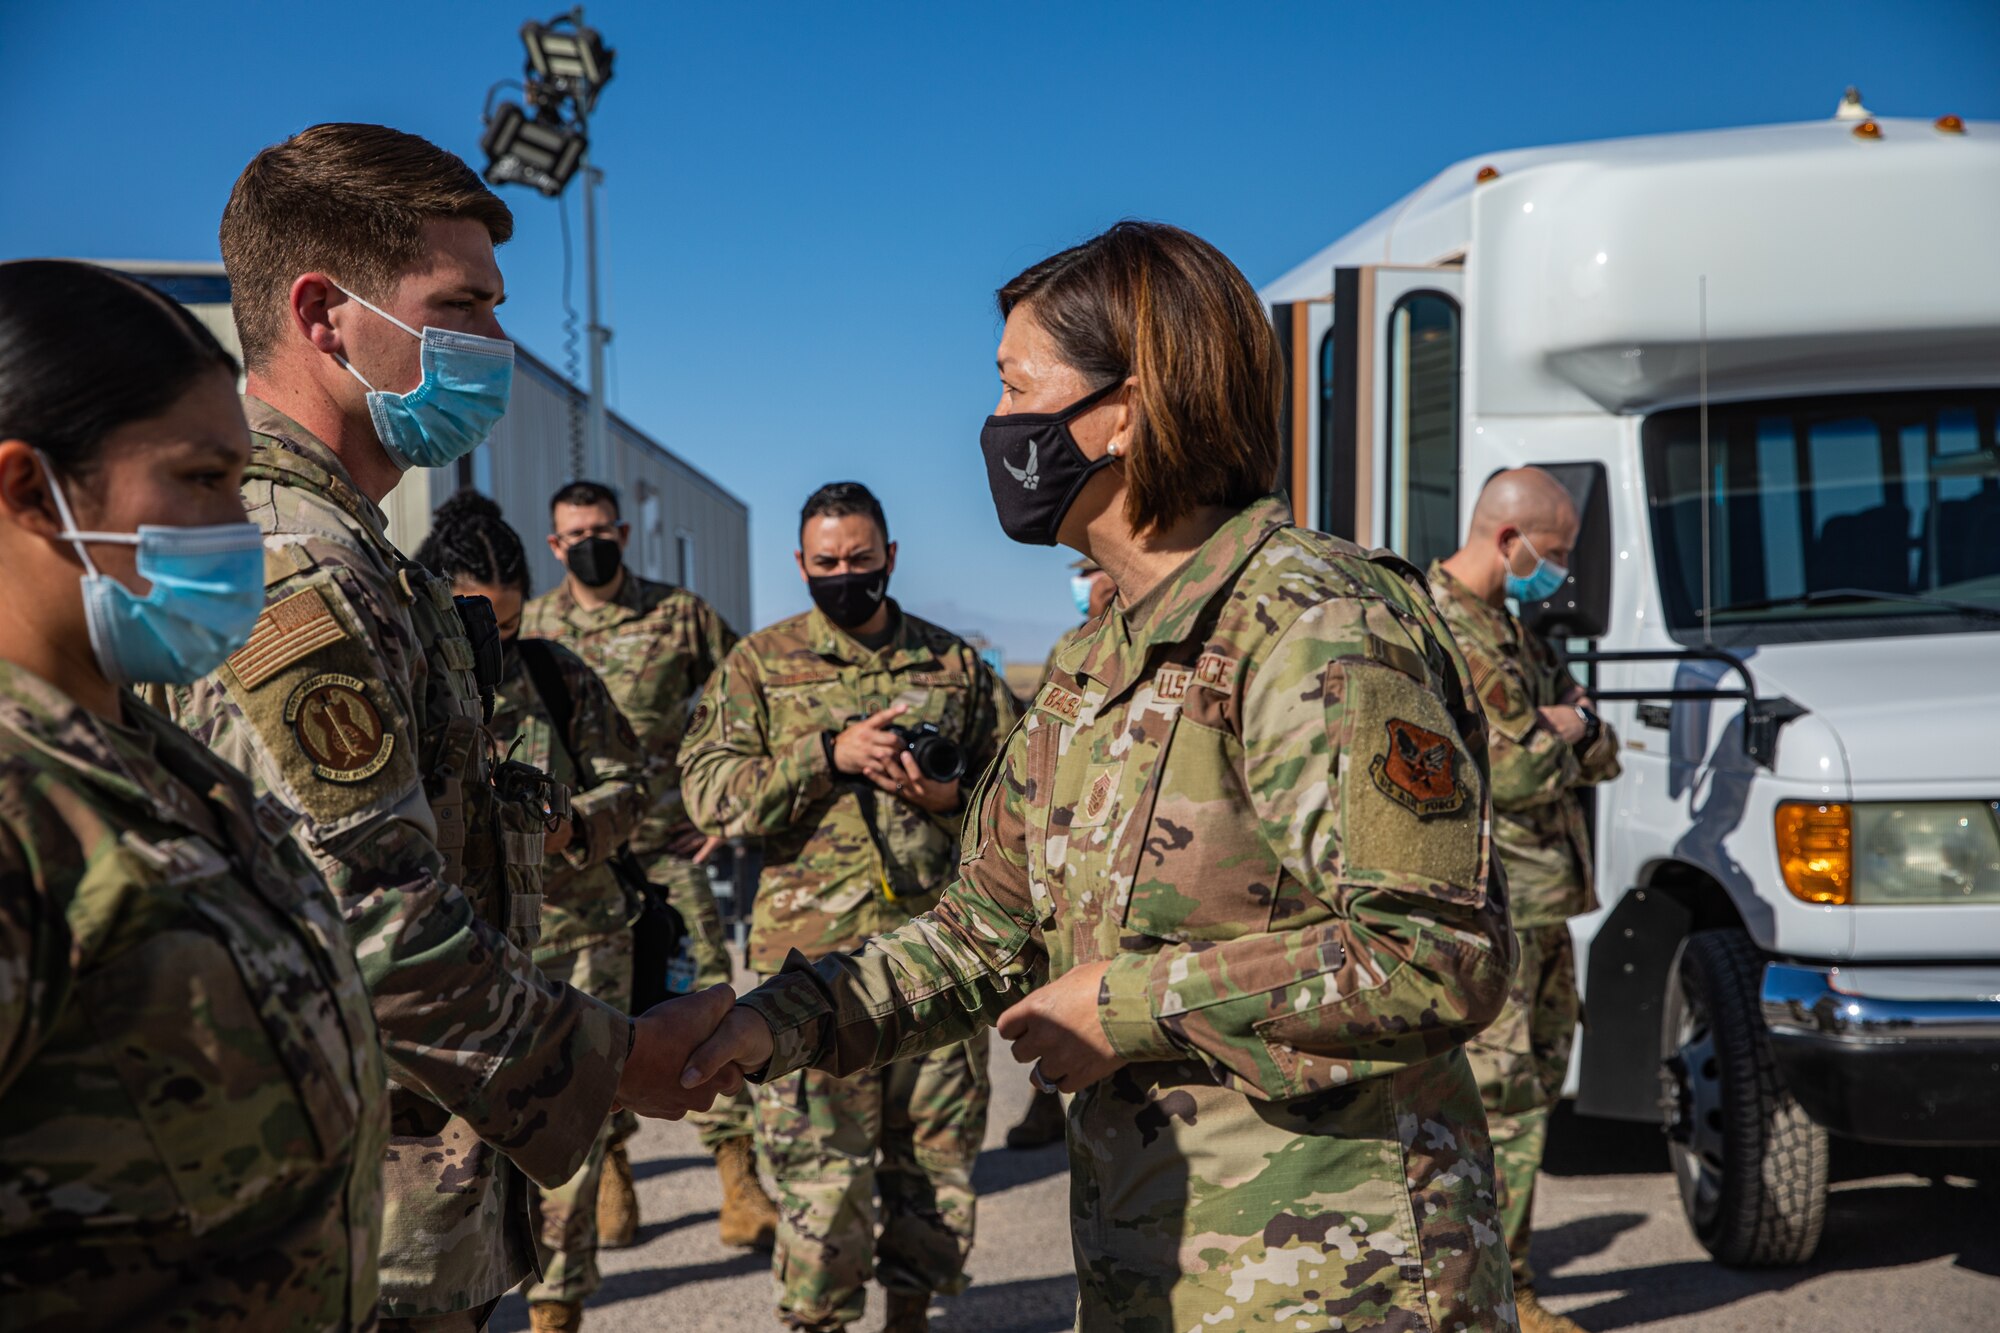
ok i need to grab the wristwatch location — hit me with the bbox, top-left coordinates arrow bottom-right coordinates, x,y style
1574,705 -> 1601,751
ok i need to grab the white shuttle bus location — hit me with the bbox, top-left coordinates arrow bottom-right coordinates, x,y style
1261,93 -> 2000,1266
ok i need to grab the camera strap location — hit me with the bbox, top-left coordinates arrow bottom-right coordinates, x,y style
849,780 -> 902,904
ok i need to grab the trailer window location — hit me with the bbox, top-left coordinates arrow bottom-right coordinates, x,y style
1384,292 -> 1460,567
1642,390 -> 2000,646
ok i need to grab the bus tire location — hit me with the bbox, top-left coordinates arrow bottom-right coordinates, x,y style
1660,928 -> 1829,1266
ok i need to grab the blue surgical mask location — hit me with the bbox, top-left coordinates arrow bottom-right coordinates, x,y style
1069,575 -> 1096,620
41,456 -> 267,687
1504,533 -> 1570,605
333,283 -> 514,472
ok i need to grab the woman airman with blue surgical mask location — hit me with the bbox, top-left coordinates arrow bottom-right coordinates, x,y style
0,259 -> 388,1331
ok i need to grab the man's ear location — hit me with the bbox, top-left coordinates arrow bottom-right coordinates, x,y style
794,549 -> 809,583
615,520 -> 632,550
291,273 -> 345,356
884,540 -> 898,576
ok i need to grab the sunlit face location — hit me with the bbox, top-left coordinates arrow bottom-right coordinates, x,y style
0,365 -> 251,674
58,367 -> 252,590
796,513 -> 895,582
454,577 -> 525,641
331,217 -> 506,396
548,500 -> 628,560
1507,511 -> 1581,573
993,306 -> 1128,456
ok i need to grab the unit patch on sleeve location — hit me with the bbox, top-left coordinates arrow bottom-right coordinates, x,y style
228,587 -> 349,689
1369,716 -> 1466,818
285,673 -> 394,783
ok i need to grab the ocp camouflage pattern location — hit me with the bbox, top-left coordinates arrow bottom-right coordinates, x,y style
680,602 -> 1019,972
167,398 -> 629,1318
490,637 -> 651,960
523,566 -> 752,1144
0,663 -> 387,1331
1427,561 -> 1621,926
739,497 -> 1519,1330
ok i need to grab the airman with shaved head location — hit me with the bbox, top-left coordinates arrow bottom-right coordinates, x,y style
1432,466 -> 1623,1333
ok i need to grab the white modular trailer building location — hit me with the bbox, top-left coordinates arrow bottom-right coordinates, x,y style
107,261 -> 751,632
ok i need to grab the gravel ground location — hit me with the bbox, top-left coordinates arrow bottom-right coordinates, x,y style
493,1065 -> 1998,1332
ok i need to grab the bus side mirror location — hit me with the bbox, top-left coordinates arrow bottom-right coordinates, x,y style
1520,461 -> 1611,641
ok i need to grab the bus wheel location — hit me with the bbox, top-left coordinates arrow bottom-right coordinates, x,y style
1659,928 -> 1828,1266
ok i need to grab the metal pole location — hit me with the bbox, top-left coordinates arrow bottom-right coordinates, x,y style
582,157 -> 608,483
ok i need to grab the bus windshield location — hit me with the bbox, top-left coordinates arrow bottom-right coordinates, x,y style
1642,390 -> 2000,645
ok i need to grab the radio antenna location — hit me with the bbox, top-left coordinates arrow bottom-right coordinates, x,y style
1699,274 -> 1714,648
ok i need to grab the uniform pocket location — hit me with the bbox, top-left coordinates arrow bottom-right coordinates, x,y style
78,879 -> 344,1234
1122,716 -> 1280,943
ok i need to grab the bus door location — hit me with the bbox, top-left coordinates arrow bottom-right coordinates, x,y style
1319,266 -> 1465,567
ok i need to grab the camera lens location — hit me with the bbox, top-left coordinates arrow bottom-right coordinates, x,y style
896,723 -> 965,784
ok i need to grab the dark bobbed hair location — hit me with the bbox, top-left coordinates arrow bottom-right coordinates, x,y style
800,481 -> 889,545
418,489 -> 531,596
997,221 -> 1281,534
550,479 -> 621,521
0,259 -> 240,477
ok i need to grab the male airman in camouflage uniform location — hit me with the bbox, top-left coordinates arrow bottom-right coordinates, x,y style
167,124 -> 725,1331
1432,467 -> 1621,1333
488,632 -> 652,1333
521,479 -> 779,1251
699,495 -> 1517,1331
682,483 -> 1018,1333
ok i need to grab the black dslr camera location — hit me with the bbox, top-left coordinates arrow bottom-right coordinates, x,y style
891,722 -> 965,784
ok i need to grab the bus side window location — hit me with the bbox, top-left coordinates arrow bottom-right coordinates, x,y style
1384,291 -> 1461,567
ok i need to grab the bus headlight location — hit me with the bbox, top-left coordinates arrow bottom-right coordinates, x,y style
1777,801 -> 2000,906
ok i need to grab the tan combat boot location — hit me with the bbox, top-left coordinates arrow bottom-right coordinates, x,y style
884,1290 -> 931,1333
596,1141 -> 639,1249
528,1300 -> 583,1333
713,1135 -> 779,1250
1515,1287 -> 1586,1333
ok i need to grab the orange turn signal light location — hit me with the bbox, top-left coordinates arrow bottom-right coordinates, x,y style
1935,114 -> 1966,135
1852,119 -> 1883,141
1776,802 -> 1852,905
1476,164 -> 1501,184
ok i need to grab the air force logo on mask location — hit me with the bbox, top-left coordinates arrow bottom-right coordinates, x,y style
1004,438 -> 1041,490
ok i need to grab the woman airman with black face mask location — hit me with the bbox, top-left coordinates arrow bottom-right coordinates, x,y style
0,259 -> 387,1331
685,222 -> 1520,1330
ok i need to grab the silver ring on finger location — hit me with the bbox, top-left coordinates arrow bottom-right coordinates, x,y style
1030,1061 -> 1060,1095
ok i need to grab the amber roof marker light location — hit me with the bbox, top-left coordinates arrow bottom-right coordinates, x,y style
1935,114 -> 1967,135
1476,164 -> 1501,184
1852,118 -> 1884,141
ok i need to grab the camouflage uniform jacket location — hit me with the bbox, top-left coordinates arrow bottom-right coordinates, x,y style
0,664 -> 387,1331
681,602 -> 1019,973
491,637 -> 651,962
167,399 -> 629,1316
521,569 -> 735,865
1428,561 -> 1622,926
740,498 -> 1518,1328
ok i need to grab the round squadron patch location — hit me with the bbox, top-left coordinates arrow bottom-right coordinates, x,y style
285,673 -> 394,784
1369,717 -> 1465,818
687,700 -> 713,739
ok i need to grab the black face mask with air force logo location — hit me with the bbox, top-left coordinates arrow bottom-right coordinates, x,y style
807,567 -> 890,630
979,380 -> 1123,546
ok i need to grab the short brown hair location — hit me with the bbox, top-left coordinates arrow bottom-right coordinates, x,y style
220,123 -> 514,367
997,221 -> 1281,534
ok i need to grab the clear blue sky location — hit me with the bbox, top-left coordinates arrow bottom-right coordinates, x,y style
4,0 -> 1996,657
